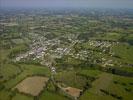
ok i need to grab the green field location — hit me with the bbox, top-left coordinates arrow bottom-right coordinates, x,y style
3,64 -> 50,89
55,71 -> 88,89
112,43 -> 133,63
39,91 -> 69,100
12,93 -> 33,100
80,73 -> 133,100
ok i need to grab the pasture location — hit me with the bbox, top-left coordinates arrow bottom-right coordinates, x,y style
80,73 -> 133,100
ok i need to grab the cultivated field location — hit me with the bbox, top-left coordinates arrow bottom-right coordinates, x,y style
13,76 -> 49,96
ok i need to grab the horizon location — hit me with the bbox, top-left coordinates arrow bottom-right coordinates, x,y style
1,0 -> 133,9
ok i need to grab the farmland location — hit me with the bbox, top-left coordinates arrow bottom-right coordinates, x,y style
13,76 -> 49,96
0,8 -> 133,100
80,73 -> 133,100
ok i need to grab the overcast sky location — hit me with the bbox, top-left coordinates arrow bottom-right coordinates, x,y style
1,0 -> 133,9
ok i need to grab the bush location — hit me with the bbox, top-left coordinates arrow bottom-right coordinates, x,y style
110,93 -> 117,98
113,81 -> 118,84
129,82 -> 133,85
125,88 -> 132,92
117,96 -> 123,100
100,89 -> 109,95
0,75 -> 3,79
0,85 -> 5,91
121,83 -> 126,86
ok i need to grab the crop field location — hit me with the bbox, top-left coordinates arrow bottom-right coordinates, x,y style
13,76 -> 49,96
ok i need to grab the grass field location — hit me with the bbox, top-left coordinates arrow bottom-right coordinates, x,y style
0,49 -> 11,63
106,75 -> 133,100
12,93 -> 33,100
80,72 -> 133,100
39,91 -> 69,100
3,64 -> 50,89
0,64 -> 51,100
0,90 -> 11,100
77,69 -> 101,78
54,71 -> 88,89
112,43 -> 133,63
0,64 -> 21,82
91,32 -> 123,41
1,50 -> 131,100
89,73 -> 113,95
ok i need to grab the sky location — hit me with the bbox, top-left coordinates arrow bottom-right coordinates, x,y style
1,0 -> 133,9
